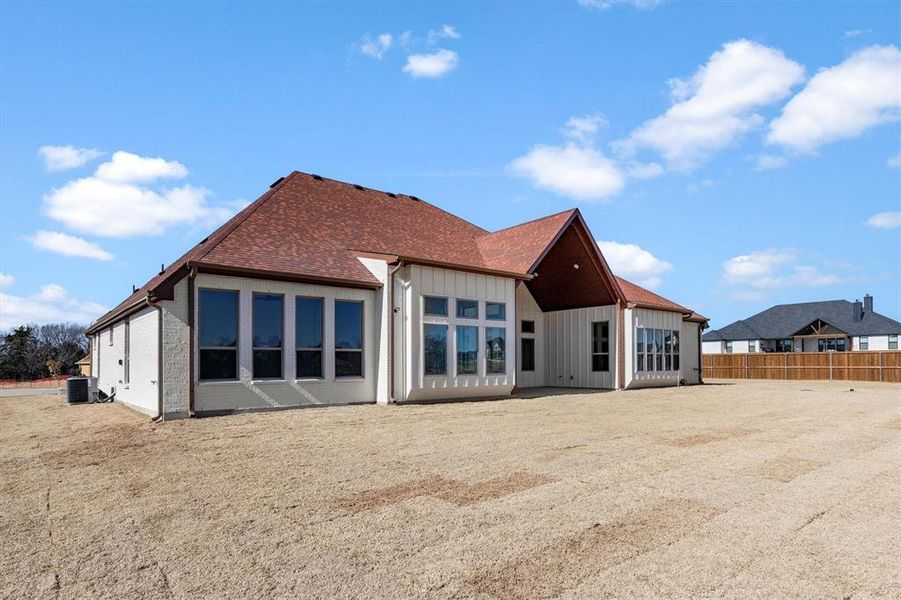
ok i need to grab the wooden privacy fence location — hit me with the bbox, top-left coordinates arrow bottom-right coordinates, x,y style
703,351 -> 901,383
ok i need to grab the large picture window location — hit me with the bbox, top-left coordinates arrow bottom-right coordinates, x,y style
253,293 -> 283,379
655,329 -> 663,371
485,327 -> 506,374
636,327 -> 645,372
664,330 -> 673,370
424,324 -> 448,375
673,330 -> 680,371
296,297 -> 323,378
635,326 -> 680,373
199,289 -> 238,380
592,321 -> 610,372
456,326 -> 478,375
335,300 -> 363,377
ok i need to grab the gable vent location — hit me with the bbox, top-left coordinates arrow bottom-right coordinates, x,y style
311,174 -> 323,181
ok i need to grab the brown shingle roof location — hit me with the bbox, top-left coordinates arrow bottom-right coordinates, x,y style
616,276 -> 692,314
88,171 -> 700,332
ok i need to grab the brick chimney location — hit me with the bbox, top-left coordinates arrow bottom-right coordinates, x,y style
853,299 -> 862,322
863,294 -> 873,315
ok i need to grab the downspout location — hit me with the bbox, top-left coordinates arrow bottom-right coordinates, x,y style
387,261 -> 404,402
146,296 -> 164,421
697,324 -> 704,385
187,267 -> 198,417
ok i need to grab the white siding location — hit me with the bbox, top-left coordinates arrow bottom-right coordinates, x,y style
515,284 -> 545,388
403,265 -> 516,401
545,304 -> 618,390
94,308 -> 160,417
852,335 -> 891,351
681,321 -> 701,385
192,273 -> 379,413
357,258 -> 390,404
626,308 -> 681,389
702,341 -> 723,354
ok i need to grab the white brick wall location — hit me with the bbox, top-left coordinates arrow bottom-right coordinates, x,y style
191,273 -> 379,413
160,278 -> 191,419
93,307 -> 159,417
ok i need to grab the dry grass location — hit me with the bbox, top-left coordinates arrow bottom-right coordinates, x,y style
2,380 -> 900,599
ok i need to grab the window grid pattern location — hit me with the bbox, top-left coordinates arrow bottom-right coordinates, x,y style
635,327 -> 680,373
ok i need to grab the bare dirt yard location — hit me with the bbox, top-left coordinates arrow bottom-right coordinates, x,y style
2,381 -> 900,599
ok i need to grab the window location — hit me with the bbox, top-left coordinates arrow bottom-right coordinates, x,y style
423,296 -> 448,317
124,321 -> 130,384
486,302 -> 506,321
673,330 -> 680,371
655,329 -> 663,371
456,299 -> 478,319
253,293 -> 283,379
591,321 -> 610,372
663,329 -> 673,371
199,289 -> 238,380
890,334 -> 898,350
485,327 -> 506,374
335,300 -> 363,377
836,338 -> 846,352
748,340 -> 757,353
456,326 -> 478,375
424,324 -> 448,375
818,337 -> 847,352
776,339 -> 792,353
521,320 -> 535,334
860,336 -> 869,350
725,341 -> 733,354
636,328 -> 645,372
296,297 -> 323,378
521,338 -> 535,372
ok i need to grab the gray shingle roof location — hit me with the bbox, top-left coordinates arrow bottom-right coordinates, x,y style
702,300 -> 901,341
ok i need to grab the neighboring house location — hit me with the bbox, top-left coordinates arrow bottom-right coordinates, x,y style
86,172 -> 707,419
76,353 -> 92,376
702,295 -> 901,354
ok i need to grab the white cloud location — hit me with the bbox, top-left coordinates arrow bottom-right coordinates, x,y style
755,154 -> 789,170
509,143 -> 624,201
94,150 -> 188,184
597,241 -> 672,289
360,33 -> 393,60
887,153 -> 901,168
866,211 -> 901,229
427,25 -> 459,45
768,45 -> 901,154
38,145 -> 103,172
625,161 -> 664,179
0,273 -> 14,288
722,249 -> 795,284
27,231 -> 114,261
578,0 -> 663,10
43,177 -> 227,238
618,40 -> 804,169
722,249 -> 844,292
843,29 -> 871,39
403,49 -> 459,78
563,114 -> 607,142
0,283 -> 107,329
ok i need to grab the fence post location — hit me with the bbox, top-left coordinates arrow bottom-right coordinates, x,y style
879,352 -> 883,383
828,352 -> 833,381
784,352 -> 788,379
744,353 -> 749,380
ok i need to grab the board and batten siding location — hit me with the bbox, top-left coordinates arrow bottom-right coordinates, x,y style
192,273 -> 378,413
545,304 -> 618,389
515,284 -> 545,388
402,264 -> 516,401
681,321 -> 701,384
626,307 -> 682,389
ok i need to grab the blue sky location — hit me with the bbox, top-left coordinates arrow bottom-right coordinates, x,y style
1,0 -> 899,330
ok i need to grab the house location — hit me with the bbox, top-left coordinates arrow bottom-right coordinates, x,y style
702,295 -> 901,354
76,353 -> 92,376
86,172 -> 707,419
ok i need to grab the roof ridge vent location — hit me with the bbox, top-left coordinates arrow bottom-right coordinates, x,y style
386,192 -> 397,198
409,195 -> 421,201
354,184 -> 364,191
269,176 -> 285,188
311,174 -> 323,181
